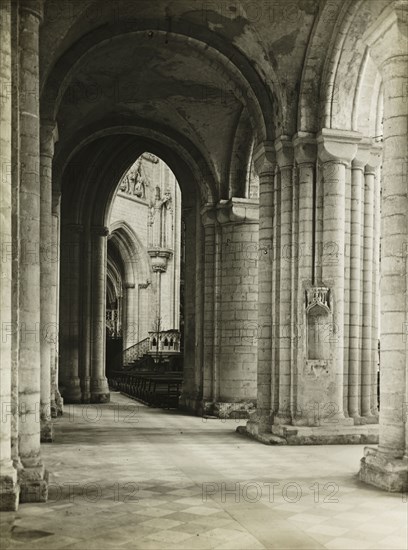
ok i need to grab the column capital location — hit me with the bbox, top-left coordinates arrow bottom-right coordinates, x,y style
51,191 -> 61,213
91,225 -> 110,237
216,198 -> 259,224
366,143 -> 383,174
317,128 -> 362,165
200,203 -> 217,227
352,137 -> 373,170
253,141 -> 276,176
40,119 -> 58,158
138,280 -> 151,289
124,282 -> 136,289
274,136 -> 294,168
293,132 -> 317,165
363,1 -> 408,69
19,0 -> 44,20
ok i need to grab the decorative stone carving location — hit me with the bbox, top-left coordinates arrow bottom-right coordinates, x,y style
142,152 -> 159,163
148,248 -> 173,272
305,286 -> 331,313
149,186 -> 172,248
138,280 -> 151,289
119,159 -> 149,199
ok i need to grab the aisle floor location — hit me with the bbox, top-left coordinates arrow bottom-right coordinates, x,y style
1,392 -> 407,550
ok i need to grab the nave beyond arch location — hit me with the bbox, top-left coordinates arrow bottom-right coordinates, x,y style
0,0 -> 407,514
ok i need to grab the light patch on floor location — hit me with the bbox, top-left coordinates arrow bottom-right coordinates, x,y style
1,393 -> 406,549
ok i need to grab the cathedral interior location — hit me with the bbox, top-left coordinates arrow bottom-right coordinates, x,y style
0,0 -> 407,548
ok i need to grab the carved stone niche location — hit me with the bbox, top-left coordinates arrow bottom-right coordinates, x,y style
305,287 -> 331,377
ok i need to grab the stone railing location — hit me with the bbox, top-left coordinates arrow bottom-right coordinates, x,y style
148,330 -> 181,354
122,337 -> 150,366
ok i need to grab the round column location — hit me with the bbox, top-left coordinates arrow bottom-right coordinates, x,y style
0,0 -> 18,511
378,54 -> 407,457
275,138 -> 294,424
348,146 -> 369,420
51,191 -> 63,416
361,164 -> 375,417
200,206 -> 217,413
39,120 -> 55,442
90,226 -> 110,403
123,282 -> 136,350
246,143 -> 276,435
18,0 -> 48,503
80,231 -> 92,403
59,223 -> 82,403
360,2 -> 408,491
317,129 -> 360,423
293,134 -> 316,425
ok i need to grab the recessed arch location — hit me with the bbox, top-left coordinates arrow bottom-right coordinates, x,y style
108,221 -> 152,287
318,0 -> 388,133
41,22 -> 279,143
54,120 -> 219,204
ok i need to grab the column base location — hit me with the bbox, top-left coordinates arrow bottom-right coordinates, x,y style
237,421 -> 379,445
201,399 -> 256,419
238,411 -> 286,445
60,379 -> 82,404
40,418 -> 53,443
353,415 -> 379,425
292,414 -> 354,427
81,378 -> 91,403
90,392 -> 110,403
359,447 -> 408,492
50,399 -> 58,418
237,409 -> 287,444
178,392 -> 202,415
0,463 -> 19,511
90,378 -> 110,403
54,389 -> 64,416
19,466 -> 48,503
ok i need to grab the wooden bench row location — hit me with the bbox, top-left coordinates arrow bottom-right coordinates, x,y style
109,371 -> 183,409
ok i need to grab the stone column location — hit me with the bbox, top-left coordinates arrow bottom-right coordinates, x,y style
39,120 -> 55,442
215,198 -> 259,417
348,143 -> 370,421
59,223 -> 82,403
123,282 -> 136,350
246,142 -> 276,435
361,147 -> 382,421
361,164 -> 375,418
51,191 -> 63,416
79,231 -> 91,402
317,129 -> 360,423
201,205 -> 217,413
18,0 -> 48,502
0,0 -> 19,511
275,137 -> 294,424
292,133 -> 316,425
371,158 -> 381,417
90,226 -> 110,403
271,162 -> 280,416
360,2 -> 408,491
179,205 -> 201,412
